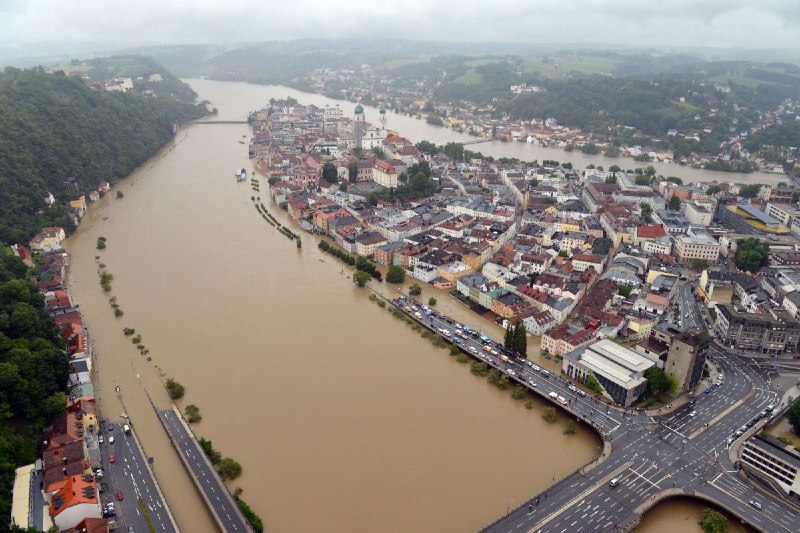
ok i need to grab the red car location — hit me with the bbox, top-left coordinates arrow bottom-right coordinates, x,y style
109,454 -> 116,464
116,489 -> 124,501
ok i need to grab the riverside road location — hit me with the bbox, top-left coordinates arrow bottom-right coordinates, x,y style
158,408 -> 250,532
392,297 -> 798,533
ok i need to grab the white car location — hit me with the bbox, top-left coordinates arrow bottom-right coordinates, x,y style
507,369 -> 516,376
108,436 -> 115,444
528,380 -> 537,387
468,346 -> 477,354
568,385 -> 578,392
531,364 -> 541,372
689,411 -> 697,417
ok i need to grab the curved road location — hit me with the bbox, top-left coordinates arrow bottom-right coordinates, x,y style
392,297 -> 798,533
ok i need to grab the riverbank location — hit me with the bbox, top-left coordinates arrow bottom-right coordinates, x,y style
64,107 -> 600,532
198,77 -> 789,186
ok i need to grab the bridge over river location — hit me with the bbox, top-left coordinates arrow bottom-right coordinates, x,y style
392,297 -> 799,532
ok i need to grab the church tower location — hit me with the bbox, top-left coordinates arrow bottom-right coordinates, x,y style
354,103 -> 365,150
379,107 -> 387,132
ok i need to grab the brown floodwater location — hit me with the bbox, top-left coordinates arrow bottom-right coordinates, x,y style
64,80 -> 600,533
636,496 -> 756,533
64,79 -> 740,533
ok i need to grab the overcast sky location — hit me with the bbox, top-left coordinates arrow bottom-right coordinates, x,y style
1,0 -> 798,53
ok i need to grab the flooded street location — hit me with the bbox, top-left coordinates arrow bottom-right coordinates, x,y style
63,79 -> 759,532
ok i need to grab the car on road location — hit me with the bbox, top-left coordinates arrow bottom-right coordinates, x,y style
689,411 -> 697,417
528,380 -> 537,387
98,435 -> 104,444
609,478 -> 620,488
531,364 -> 541,372
704,387 -> 713,394
548,391 -> 558,399
468,346 -> 477,354
557,396 -> 568,405
95,468 -> 103,478
108,436 -> 115,444
568,385 -> 578,392
109,454 -> 115,464
116,489 -> 124,501
577,389 -> 586,397
727,437 -> 734,446
507,369 -> 516,376
748,500 -> 762,510
108,423 -> 114,431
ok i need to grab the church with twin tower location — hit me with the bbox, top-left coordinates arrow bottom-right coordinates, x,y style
354,103 -> 388,151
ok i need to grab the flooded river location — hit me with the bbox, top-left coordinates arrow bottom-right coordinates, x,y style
190,78 -> 782,186
64,79 -> 756,532
65,79 -> 601,533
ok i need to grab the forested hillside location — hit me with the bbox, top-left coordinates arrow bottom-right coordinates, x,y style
0,67 -> 207,243
0,248 -> 70,521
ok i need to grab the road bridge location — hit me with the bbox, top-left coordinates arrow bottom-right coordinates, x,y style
193,120 -> 249,124
156,407 -> 251,532
391,297 -> 799,532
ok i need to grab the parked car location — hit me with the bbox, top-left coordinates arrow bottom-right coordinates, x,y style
116,489 -> 124,501
748,500 -> 762,510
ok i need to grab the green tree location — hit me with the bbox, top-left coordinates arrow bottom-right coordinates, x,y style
426,115 -> 444,126
428,297 -> 437,306
644,367 -> 667,395
504,324 -> 513,351
787,397 -> 800,436
634,175 -> 651,186
347,161 -> 358,183
542,407 -> 558,423
585,375 -> 603,394
165,378 -> 185,400
321,162 -> 338,184
618,285 -> 633,297
236,497 -> 264,533
668,195 -> 681,211
735,238 -> 769,272
739,184 -> 762,199
698,508 -> 728,533
443,142 -> 465,160
185,404 -> 202,423
564,420 -> 577,435
268,176 -> 281,186
408,283 -> 422,296
692,259 -> 709,270
353,271 -> 371,287
199,437 -> 222,464
217,457 -> 242,480
513,322 -> 527,357
386,265 -> 406,284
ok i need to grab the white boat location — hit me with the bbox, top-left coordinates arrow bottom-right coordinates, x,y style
235,168 -> 247,181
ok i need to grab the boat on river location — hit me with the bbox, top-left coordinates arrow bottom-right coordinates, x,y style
235,168 -> 247,181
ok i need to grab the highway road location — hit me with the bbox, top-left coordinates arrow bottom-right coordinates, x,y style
99,418 -> 177,532
159,408 -> 250,532
392,297 -> 800,532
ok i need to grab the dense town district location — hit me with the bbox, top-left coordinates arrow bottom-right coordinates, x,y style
8,95 -> 800,533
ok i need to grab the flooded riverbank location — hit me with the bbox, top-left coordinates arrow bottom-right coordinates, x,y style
187,78 -> 785,186
64,84 -> 598,531
62,78 -> 756,532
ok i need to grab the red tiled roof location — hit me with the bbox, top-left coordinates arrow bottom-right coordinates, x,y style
636,224 -> 667,239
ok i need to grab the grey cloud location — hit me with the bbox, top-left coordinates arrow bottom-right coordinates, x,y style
0,0 -> 798,52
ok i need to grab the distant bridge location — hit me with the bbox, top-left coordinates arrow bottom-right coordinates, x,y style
193,120 -> 249,125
